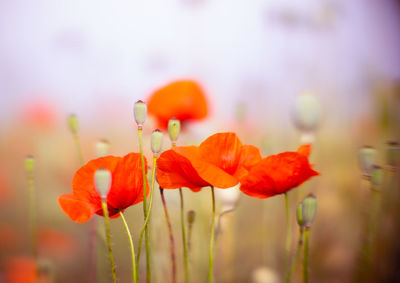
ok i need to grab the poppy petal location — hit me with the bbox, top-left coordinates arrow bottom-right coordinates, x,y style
297,144 -> 312,157
58,194 -> 95,223
234,145 -> 263,181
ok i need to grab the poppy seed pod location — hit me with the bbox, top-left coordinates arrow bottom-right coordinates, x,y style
67,114 -> 79,135
359,146 -> 377,177
296,202 -> 304,227
168,118 -> 181,143
292,91 -> 321,133
386,141 -> 400,170
370,165 -> 384,190
187,210 -> 196,225
151,129 -> 163,155
25,155 -> 35,175
302,194 -> 317,228
94,168 -> 112,199
134,100 -> 147,127
96,139 -> 110,158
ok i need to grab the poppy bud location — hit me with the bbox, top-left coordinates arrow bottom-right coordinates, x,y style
151,129 -> 163,155
96,139 -> 110,158
187,210 -> 196,225
67,114 -> 79,135
296,202 -> 304,227
25,155 -> 35,176
359,146 -> 377,177
302,194 -> 317,228
134,100 -> 147,127
370,165 -> 384,190
168,118 -> 181,144
292,91 -> 321,133
94,168 -> 112,199
386,141 -> 400,170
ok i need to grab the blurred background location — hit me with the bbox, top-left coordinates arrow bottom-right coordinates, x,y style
0,0 -> 400,282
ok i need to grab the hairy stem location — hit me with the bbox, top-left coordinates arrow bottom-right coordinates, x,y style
101,200 -> 116,283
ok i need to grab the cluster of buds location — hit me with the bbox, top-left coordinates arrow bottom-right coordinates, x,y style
296,194 -> 317,230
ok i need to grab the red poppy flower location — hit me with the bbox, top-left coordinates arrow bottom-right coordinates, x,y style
147,80 -> 208,129
240,144 -> 319,199
156,132 -> 262,191
4,256 -> 38,283
58,153 -> 148,223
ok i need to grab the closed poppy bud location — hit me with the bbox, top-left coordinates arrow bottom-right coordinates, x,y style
296,202 -> 304,227
134,100 -> 147,127
302,194 -> 317,228
359,146 -> 377,177
292,91 -> 321,133
151,129 -> 163,155
386,141 -> 400,170
25,155 -> 35,176
67,114 -> 79,135
94,168 -> 112,199
168,118 -> 181,144
187,210 -> 196,225
370,165 -> 384,190
96,139 -> 110,158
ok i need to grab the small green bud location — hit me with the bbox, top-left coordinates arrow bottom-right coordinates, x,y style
302,193 -> 317,228
134,100 -> 147,127
67,114 -> 79,135
151,129 -> 163,155
96,139 -> 110,158
94,168 -> 112,198
296,202 -> 304,227
25,155 -> 35,175
168,118 -> 181,144
370,165 -> 384,190
187,210 -> 196,225
359,146 -> 377,177
386,141 -> 400,170
292,91 -> 321,132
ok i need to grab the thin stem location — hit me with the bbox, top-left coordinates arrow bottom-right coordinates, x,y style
160,188 -> 177,283
284,192 -> 291,273
119,212 -> 137,283
101,200 -> 117,283
73,134 -> 84,165
208,187 -> 216,283
286,228 -> 304,283
27,175 -> 37,258
137,157 -> 157,266
179,188 -> 190,283
138,128 -> 151,283
303,228 -> 310,283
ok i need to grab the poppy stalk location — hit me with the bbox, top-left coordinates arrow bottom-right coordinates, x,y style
25,156 -> 37,258
101,199 -> 116,283
119,211 -> 137,283
209,186 -> 216,283
284,192 -> 291,273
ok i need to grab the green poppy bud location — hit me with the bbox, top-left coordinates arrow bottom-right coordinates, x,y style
370,165 -> 384,190
134,100 -> 147,127
25,155 -> 35,176
168,118 -> 181,144
187,210 -> 196,225
151,129 -> 163,155
302,194 -> 317,228
296,202 -> 304,227
386,141 -> 399,170
292,91 -> 321,133
67,114 -> 79,135
359,146 -> 377,177
96,139 -> 110,158
94,168 -> 112,199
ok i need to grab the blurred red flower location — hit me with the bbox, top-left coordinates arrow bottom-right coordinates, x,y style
58,153 -> 148,223
4,256 -> 38,283
38,228 -> 78,257
147,80 -> 208,129
157,132 -> 262,191
240,144 -> 319,198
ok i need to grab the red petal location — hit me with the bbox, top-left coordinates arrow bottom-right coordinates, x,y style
58,194 -> 95,223
234,145 -> 262,181
297,144 -> 312,157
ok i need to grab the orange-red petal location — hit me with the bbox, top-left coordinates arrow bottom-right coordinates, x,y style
234,145 -> 262,181
297,144 -> 312,157
58,194 -> 95,223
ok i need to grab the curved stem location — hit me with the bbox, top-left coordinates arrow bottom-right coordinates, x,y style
179,188 -> 190,283
208,187 -> 216,283
138,128 -> 151,283
285,228 -> 304,283
160,188 -> 177,283
303,228 -> 310,283
137,157 -> 157,266
101,200 -> 117,283
119,212 -> 137,283
284,192 -> 291,273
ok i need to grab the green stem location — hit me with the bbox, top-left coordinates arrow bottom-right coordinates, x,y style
27,175 -> 37,258
284,192 -> 291,273
286,228 -> 304,283
119,212 -> 137,283
73,134 -> 84,165
101,200 -> 117,283
160,188 -> 177,283
208,187 -> 216,283
179,188 -> 190,283
138,128 -> 151,283
303,228 -> 310,283
137,157 -> 157,267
